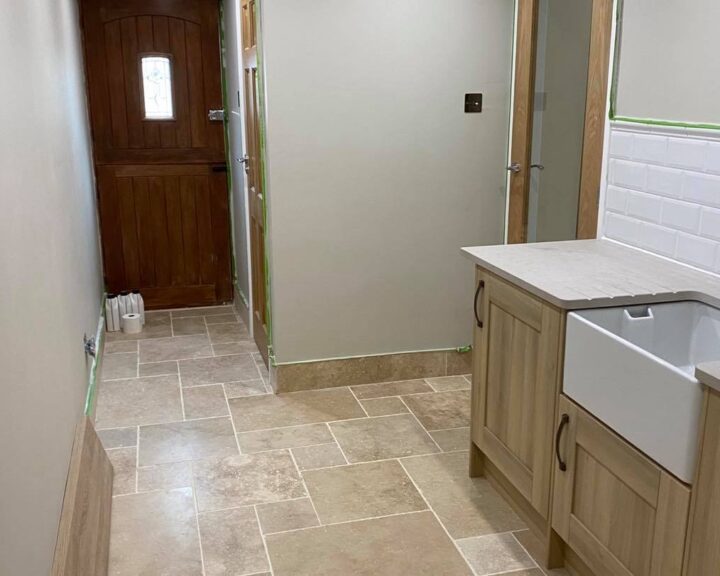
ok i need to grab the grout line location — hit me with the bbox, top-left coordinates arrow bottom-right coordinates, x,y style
179,372 -> 187,421
348,387 -> 369,417
287,449 -> 322,527
253,505 -> 275,576
135,426 -> 140,492
189,462 -> 208,576
397,396 -> 444,453
397,458 -> 479,576
223,383 -> 244,455
324,423 -> 350,465
508,531 -> 543,573
137,351 -> 255,365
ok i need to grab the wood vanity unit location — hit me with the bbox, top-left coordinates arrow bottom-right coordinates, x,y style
464,240 -> 720,576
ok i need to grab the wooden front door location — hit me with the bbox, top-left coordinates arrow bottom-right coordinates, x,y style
241,0 -> 268,361
81,0 -> 232,309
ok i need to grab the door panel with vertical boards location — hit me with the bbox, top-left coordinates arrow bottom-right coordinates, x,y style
242,0 -> 268,362
81,0 -> 232,309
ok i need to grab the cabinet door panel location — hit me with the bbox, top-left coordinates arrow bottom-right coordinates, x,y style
553,396 -> 690,576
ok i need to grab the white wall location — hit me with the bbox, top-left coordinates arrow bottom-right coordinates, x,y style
262,0 -> 514,363
0,0 -> 103,573
223,0 -> 252,313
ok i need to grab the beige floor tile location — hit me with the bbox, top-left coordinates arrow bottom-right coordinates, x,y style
256,498 -> 319,534
229,388 -> 365,432
108,488 -> 202,576
511,530 -> 571,576
303,460 -> 426,524
198,507 -> 269,576
255,359 -> 270,381
265,511 -> 472,576
225,379 -> 268,398
105,312 -> 172,342
105,340 -> 138,354
138,360 -> 178,377
497,571 -> 544,576
207,322 -> 250,344
430,427 -> 470,452
139,334 -> 212,363
400,451 -> 525,538
350,379 -> 432,399
138,417 -> 238,466
172,316 -> 207,336
237,423 -> 333,453
426,375 -> 471,392
95,375 -> 183,429
101,352 -> 138,381
192,451 -> 305,511
182,385 -> 229,419
457,533 -> 536,576
137,461 -> 193,492
179,354 -> 259,387
213,341 -> 259,356
330,414 -> 439,462
98,427 -> 137,449
292,443 -> 345,470
204,313 -> 239,324
402,390 -> 471,431
359,396 -> 408,416
172,305 -> 234,318
107,447 -> 136,496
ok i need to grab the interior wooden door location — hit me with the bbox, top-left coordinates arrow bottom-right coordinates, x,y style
81,0 -> 232,309
241,0 -> 269,362
473,271 -> 562,520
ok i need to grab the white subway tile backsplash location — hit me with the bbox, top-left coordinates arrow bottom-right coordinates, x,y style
682,172 -> 720,207
610,159 -> 646,190
661,199 -> 702,233
646,165 -> 683,198
609,131 -> 633,159
602,124 -> 720,276
675,233 -> 717,269
633,134 -> 667,164
666,137 -> 707,170
700,207 -> 720,240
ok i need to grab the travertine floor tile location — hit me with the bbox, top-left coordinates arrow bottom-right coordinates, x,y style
98,427 -> 137,449
204,313 -> 239,324
105,312 -> 172,342
107,447 -> 136,496
430,427 -> 470,452
206,322 -> 250,344
172,305 -> 234,318
182,385 -> 229,419
330,414 -> 439,462
213,341 -> 259,356
105,341 -> 138,355
138,417 -> 238,466
359,396 -> 408,416
179,354 -> 258,387
303,460 -> 426,524
237,423 -> 333,453
402,390 -> 471,430
139,334 -> 212,363
192,451 -> 305,511
265,511 -> 472,576
101,352 -> 138,380
138,360 -> 178,377
225,379 -> 268,398
171,316 -> 207,336
350,379 -> 432,399
229,388 -> 365,432
95,375 -> 183,429
426,375 -> 471,392
400,451 -> 525,538
292,443 -> 346,470
108,488 -> 202,576
256,498 -> 319,534
137,461 -> 193,492
198,507 -> 269,576
457,533 -> 536,575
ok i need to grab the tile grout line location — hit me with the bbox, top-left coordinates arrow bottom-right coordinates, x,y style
134,425 -> 139,492
223,382 -> 244,455
508,531 -> 544,573
189,461 -> 208,576
348,387 -> 369,417
397,458 -> 480,576
252,504 -> 275,576
397,396 -> 444,453
324,422 -> 350,465
287,448 -> 321,524
179,371 -> 187,421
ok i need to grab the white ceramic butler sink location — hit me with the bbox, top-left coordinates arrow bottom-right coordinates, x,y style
564,301 -> 720,483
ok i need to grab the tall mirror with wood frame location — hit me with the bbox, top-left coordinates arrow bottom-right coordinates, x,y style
507,0 -> 614,243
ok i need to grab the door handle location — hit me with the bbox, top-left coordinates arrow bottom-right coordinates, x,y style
473,280 -> 485,328
506,163 -> 521,173
237,155 -> 250,173
555,413 -> 570,471
530,164 -> 545,170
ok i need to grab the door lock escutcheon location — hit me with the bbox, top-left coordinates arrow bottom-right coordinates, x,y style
506,162 -> 521,174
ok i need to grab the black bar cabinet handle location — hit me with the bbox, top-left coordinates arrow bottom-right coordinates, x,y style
474,280 -> 485,328
555,413 -> 570,472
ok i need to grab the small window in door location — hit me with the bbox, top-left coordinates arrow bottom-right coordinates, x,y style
140,55 -> 174,120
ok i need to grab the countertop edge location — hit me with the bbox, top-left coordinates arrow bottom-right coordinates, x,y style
697,362 -> 720,394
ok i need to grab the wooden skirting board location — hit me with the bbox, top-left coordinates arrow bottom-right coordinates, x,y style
52,416 -> 113,576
